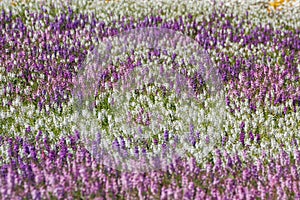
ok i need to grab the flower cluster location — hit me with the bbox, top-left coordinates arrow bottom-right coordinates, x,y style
0,0 -> 299,198
1,132 -> 300,199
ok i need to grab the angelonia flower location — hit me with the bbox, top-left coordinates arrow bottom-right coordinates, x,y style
0,0 -> 299,199
164,130 -> 169,142
1,131 -> 300,199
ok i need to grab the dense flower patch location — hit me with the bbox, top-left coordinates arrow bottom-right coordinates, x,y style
1,133 -> 300,199
0,0 -> 300,199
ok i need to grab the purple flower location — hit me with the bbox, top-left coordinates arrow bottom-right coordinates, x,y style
25,126 -> 31,133
113,139 -> 120,151
240,131 -> 245,146
205,135 -> 210,144
240,121 -> 245,130
74,130 -> 80,141
249,131 -> 254,141
222,136 -> 227,146
23,143 -> 30,155
95,132 -> 101,144
120,137 -> 126,149
134,146 -> 139,158
142,148 -> 147,156
190,124 -> 194,134
225,96 -> 230,106
227,156 -> 233,168
256,133 -> 261,143
190,137 -> 196,147
164,130 -> 169,142
35,130 -> 42,141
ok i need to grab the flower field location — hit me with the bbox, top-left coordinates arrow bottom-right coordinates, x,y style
0,0 -> 300,199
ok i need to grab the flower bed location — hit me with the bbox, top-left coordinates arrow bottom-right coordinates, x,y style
0,0 -> 299,199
